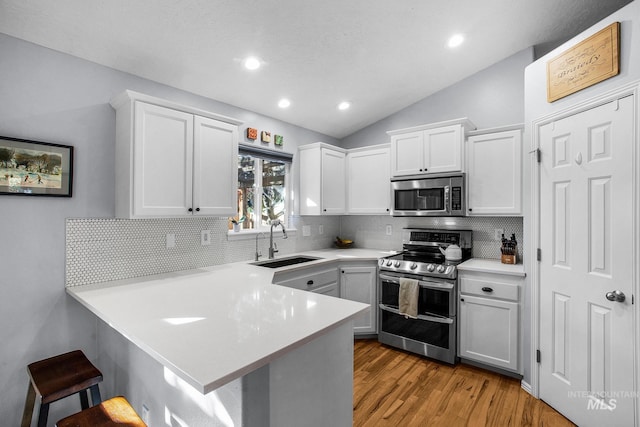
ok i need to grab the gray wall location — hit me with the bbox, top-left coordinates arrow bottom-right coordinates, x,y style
340,47 -> 534,149
0,33 -> 338,426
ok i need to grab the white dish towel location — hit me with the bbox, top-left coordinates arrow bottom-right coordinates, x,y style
398,278 -> 419,319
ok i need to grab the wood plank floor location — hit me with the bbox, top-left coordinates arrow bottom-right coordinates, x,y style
353,340 -> 575,427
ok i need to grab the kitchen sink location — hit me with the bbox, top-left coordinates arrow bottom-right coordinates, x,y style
251,256 -> 322,269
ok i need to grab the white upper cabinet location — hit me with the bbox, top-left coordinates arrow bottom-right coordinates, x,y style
466,125 -> 523,216
299,143 -> 346,215
388,118 -> 475,177
111,90 -> 240,218
347,145 -> 390,214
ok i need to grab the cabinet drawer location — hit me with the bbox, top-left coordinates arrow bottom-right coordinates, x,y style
275,268 -> 338,292
460,277 -> 519,301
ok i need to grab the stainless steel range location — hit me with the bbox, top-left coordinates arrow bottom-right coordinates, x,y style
378,228 -> 472,364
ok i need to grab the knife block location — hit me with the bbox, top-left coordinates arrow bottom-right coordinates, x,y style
501,254 -> 516,264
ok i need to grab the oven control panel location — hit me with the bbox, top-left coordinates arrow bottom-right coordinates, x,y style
378,258 -> 457,279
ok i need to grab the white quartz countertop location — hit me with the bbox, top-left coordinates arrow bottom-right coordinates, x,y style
66,248 -> 390,394
458,258 -> 526,277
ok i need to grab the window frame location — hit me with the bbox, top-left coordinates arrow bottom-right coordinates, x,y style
229,146 -> 295,239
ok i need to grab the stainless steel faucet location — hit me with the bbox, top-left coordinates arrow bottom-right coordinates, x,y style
269,219 -> 288,259
255,232 -> 266,261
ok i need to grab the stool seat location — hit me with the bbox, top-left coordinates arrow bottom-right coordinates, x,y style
21,350 -> 103,427
56,396 -> 147,427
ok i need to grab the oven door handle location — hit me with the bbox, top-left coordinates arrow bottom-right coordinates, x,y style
379,274 -> 454,291
378,304 -> 454,324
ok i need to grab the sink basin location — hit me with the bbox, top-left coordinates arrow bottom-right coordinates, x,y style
251,256 -> 322,269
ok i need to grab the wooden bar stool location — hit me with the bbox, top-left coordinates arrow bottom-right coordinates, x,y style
21,350 -> 103,427
56,396 -> 147,427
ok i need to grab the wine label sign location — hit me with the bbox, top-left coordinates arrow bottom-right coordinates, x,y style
546,22 -> 620,103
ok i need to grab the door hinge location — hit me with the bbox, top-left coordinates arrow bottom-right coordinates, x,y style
536,349 -> 541,363
537,248 -> 541,262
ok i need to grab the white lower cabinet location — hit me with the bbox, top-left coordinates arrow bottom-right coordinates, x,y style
340,264 -> 377,335
273,265 -> 339,297
459,271 -> 521,373
273,261 -> 377,335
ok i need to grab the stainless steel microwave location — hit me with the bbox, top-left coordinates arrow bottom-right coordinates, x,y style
391,173 -> 465,216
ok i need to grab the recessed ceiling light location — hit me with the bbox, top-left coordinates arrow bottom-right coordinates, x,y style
278,99 -> 291,108
447,34 -> 465,48
243,56 -> 261,70
337,101 -> 351,111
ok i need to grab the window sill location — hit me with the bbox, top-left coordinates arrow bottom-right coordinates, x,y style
226,228 -> 298,241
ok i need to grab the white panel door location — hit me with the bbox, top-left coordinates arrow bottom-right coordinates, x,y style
321,148 -> 346,214
134,102 -> 193,216
539,96 -> 635,426
193,116 -> 238,216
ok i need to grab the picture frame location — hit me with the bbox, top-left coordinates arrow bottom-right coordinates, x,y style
0,135 -> 73,197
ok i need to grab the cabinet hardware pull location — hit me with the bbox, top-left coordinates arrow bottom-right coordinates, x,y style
188,208 -> 193,212
481,287 -> 493,292
307,280 -> 314,286
195,207 -> 200,212
460,298 -> 464,302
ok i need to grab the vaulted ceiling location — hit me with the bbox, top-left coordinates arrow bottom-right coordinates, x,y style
0,0 -> 632,138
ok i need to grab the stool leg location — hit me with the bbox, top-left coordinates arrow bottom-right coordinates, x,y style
37,402 -> 49,427
20,382 -> 36,427
89,384 -> 102,405
79,389 -> 89,410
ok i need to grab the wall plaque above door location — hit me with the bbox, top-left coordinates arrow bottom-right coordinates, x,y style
546,22 -> 620,102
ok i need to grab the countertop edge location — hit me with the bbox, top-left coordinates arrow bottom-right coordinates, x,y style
458,258 -> 526,277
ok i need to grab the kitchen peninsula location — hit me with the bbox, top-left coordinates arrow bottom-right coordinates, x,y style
66,251 -> 379,426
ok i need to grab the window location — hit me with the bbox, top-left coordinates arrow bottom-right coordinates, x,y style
235,145 -> 292,232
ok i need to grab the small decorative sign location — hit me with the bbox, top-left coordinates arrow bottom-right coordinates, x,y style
246,127 -> 258,140
274,134 -> 284,146
547,22 -> 620,103
261,131 -> 271,143
0,135 -> 73,197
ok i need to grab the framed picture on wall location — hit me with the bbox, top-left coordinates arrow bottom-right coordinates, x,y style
0,135 -> 73,197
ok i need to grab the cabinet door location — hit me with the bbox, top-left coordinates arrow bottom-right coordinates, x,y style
459,294 -> 518,371
340,265 -> 377,334
193,116 -> 238,216
390,131 -> 424,176
298,147 -> 322,216
321,148 -> 346,214
467,129 -> 522,215
347,147 -> 390,214
424,124 -> 463,173
312,282 -> 339,298
133,102 -> 193,216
